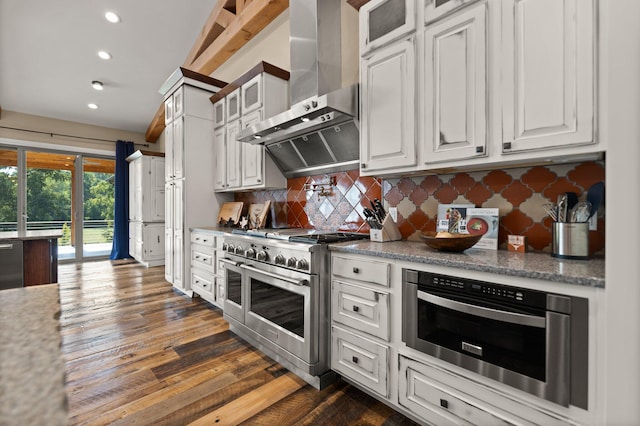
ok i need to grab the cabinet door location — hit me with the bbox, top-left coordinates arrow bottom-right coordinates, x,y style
164,96 -> 173,125
241,74 -> 263,115
502,0 -> 594,153
144,223 -> 164,259
213,127 -> 227,190
226,89 -> 241,122
360,0 -> 416,54
172,117 -> 185,180
164,183 -> 174,283
240,110 -> 264,187
173,86 -> 184,118
360,37 -> 417,173
424,2 -> 488,164
164,121 -> 175,181
225,120 -> 242,189
425,0 -> 478,23
173,180 -> 184,289
213,100 -> 226,129
151,157 -> 165,221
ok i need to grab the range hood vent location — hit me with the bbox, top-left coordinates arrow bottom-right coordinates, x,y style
237,0 -> 360,177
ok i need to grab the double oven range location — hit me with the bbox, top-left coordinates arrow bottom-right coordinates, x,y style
219,229 -> 367,389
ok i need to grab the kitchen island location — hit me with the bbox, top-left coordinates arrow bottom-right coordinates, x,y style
0,284 -> 68,425
0,231 -> 61,288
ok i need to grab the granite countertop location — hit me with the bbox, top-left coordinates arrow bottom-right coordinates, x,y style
0,284 -> 68,425
329,240 -> 605,288
0,230 -> 63,241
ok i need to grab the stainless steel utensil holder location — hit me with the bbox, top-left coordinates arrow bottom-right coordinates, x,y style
552,222 -> 589,259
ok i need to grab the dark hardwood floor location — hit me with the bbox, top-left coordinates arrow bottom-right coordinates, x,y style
58,260 -> 417,425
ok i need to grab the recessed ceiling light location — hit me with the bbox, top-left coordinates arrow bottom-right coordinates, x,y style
88,103 -> 99,110
91,81 -> 104,91
97,50 -> 112,60
105,11 -> 120,23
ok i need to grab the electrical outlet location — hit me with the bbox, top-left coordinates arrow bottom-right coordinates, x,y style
589,214 -> 597,231
389,207 -> 398,223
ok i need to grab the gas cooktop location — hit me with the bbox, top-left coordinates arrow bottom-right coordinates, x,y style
230,228 -> 369,244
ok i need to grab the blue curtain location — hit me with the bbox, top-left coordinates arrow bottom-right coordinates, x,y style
110,140 -> 135,260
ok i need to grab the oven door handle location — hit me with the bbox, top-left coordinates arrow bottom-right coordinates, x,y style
417,290 -> 546,328
219,258 -> 243,267
240,264 -> 309,287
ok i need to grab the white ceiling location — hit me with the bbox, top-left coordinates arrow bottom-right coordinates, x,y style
0,0 -> 216,135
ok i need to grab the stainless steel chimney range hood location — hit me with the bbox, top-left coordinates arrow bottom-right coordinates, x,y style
237,0 -> 360,178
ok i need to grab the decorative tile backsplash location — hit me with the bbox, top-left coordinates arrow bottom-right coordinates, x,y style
234,161 -> 605,255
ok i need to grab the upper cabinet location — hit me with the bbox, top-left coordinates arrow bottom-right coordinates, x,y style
211,62 -> 289,192
360,0 -> 417,54
359,0 -> 599,176
501,0 -> 595,153
423,1 -> 488,164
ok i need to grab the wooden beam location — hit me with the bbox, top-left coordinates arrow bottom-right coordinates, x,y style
190,0 -> 288,76
144,0 -> 288,143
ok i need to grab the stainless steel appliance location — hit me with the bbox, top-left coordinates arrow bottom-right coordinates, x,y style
220,229 -> 367,389
402,269 -> 589,409
0,240 -> 23,290
237,0 -> 360,178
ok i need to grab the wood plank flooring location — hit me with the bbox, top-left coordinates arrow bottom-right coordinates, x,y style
58,260 -> 417,425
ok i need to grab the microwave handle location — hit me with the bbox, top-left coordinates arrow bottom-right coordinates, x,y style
417,290 -> 546,328
241,263 -> 309,287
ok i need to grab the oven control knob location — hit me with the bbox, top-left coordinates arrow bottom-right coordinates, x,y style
257,250 -> 269,261
244,248 -> 256,258
234,245 -> 244,255
226,244 -> 235,253
287,257 -> 297,268
296,259 -> 309,271
275,254 -> 286,265
221,243 -> 228,251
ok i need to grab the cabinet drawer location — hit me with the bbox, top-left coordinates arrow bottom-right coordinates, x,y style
190,232 -> 216,247
191,271 -> 214,294
398,356 -> 551,426
191,248 -> 214,269
332,255 -> 389,287
331,326 -> 389,397
332,281 -> 389,340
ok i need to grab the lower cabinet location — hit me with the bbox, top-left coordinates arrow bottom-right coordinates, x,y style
190,230 -> 222,308
129,222 -> 165,267
331,325 -> 389,398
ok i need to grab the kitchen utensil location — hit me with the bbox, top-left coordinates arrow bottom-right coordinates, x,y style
566,192 -> 579,210
556,194 -> 568,222
419,231 -> 483,252
570,201 -> 592,223
552,222 -> 589,259
543,203 -> 558,221
586,182 -> 604,219
363,208 -> 380,229
217,202 -> 244,225
373,198 -> 386,221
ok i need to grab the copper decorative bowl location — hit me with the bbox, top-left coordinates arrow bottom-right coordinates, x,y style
419,231 -> 483,252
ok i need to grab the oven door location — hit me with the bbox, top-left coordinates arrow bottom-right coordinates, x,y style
220,257 -> 244,324
242,262 -> 319,364
403,282 -> 571,407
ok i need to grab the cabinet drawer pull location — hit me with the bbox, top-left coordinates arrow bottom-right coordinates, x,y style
440,399 -> 448,409
503,142 -> 512,150
352,356 -> 359,364
352,305 -> 359,312
352,267 -> 359,274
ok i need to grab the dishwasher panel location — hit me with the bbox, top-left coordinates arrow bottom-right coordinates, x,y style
0,240 -> 24,290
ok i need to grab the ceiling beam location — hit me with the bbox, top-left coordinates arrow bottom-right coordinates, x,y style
145,0 -> 289,143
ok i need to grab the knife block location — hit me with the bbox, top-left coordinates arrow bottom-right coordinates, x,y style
370,216 -> 402,242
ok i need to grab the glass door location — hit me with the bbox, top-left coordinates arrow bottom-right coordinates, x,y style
82,156 -> 115,258
25,151 -> 75,259
0,149 -> 18,231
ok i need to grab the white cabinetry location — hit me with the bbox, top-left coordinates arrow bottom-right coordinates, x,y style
127,151 -> 165,267
360,37 -> 417,175
212,64 -> 288,192
161,68 -> 231,296
423,1 -> 488,164
331,254 -> 392,398
501,0 -> 595,154
359,0 -> 417,55
190,229 -> 223,307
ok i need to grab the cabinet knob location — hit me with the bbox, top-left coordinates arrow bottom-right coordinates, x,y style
361,163 -> 367,169
352,305 -> 359,312
353,267 -> 359,274
503,142 -> 512,151
440,399 -> 449,409
352,356 -> 359,364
